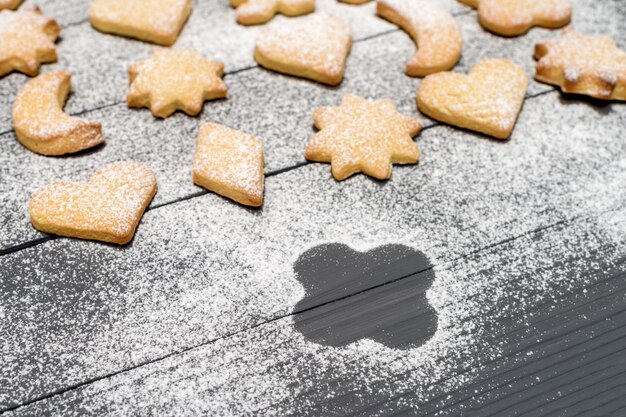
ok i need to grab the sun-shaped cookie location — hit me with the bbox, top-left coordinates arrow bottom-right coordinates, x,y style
535,29 -> 626,101
127,48 -> 228,118
306,94 -> 422,181
0,7 -> 60,77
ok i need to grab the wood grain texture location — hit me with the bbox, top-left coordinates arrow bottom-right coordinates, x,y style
1,0 -> 625,415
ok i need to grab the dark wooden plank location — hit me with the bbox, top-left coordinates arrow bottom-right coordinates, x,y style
6,206 -> 626,416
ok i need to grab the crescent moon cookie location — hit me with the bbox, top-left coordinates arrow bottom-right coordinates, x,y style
535,29 -> 626,101
377,0 -> 462,77
29,161 -> 157,245
417,58 -> 528,139
231,0 -> 315,25
0,0 -> 23,10
0,7 -> 60,77
459,0 -> 572,37
89,0 -> 192,46
306,93 -> 422,181
193,123 -> 265,207
254,13 -> 352,86
12,71 -> 105,156
127,48 -> 228,118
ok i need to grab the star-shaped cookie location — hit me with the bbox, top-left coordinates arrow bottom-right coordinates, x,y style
0,7 -> 60,77
0,0 -> 23,10
127,48 -> 228,118
231,0 -> 315,25
535,29 -> 626,101
306,94 -> 422,181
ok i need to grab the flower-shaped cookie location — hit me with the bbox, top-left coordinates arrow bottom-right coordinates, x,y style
231,0 -> 315,25
0,7 -> 60,77
535,29 -> 626,101
306,93 -> 422,180
127,48 -> 228,118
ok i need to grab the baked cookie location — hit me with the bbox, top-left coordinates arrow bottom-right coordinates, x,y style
459,0 -> 571,37
13,71 -> 105,155
30,161 -> 157,245
377,0 -> 462,77
0,7 -> 60,77
127,48 -> 227,118
231,0 -> 315,25
306,93 -> 422,180
535,29 -> 626,101
0,0 -> 24,10
254,13 -> 352,86
193,123 -> 265,207
417,58 -> 528,139
89,0 -> 192,46
339,0 -> 371,4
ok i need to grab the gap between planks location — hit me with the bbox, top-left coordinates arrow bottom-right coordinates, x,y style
1,198 -> 618,415
0,87 -> 557,257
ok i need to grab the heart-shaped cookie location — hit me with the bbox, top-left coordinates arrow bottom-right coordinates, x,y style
459,0 -> 572,37
417,58 -> 528,139
254,13 -> 352,86
30,161 -> 157,245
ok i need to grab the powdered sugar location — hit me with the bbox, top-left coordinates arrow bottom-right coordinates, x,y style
255,12 -> 352,83
377,0 -> 462,75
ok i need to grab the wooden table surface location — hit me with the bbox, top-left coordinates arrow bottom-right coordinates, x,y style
1,0 -> 626,415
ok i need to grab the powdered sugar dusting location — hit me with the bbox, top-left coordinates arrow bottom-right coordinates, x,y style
255,12 -> 352,83
378,0 -> 462,74
193,122 -> 264,205
307,93 -> 420,179
3,91 -> 626,413
29,161 -> 157,243
0,8 -> 59,76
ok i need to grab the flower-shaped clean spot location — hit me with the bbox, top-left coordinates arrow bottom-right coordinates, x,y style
293,243 -> 438,350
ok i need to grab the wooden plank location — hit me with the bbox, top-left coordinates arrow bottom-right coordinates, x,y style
6,210 -> 625,415
0,14 -> 565,250
1,86 -> 626,409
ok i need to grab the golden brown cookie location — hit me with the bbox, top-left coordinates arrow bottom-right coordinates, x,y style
12,71 -> 105,156
377,0 -> 462,77
459,0 -> 571,37
535,29 -> 626,101
306,93 -> 422,180
0,7 -> 60,77
193,123 -> 265,207
254,13 -> 352,86
127,48 -> 227,118
89,0 -> 192,46
231,0 -> 315,25
30,161 -> 157,245
417,58 -> 528,139
0,0 -> 24,10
